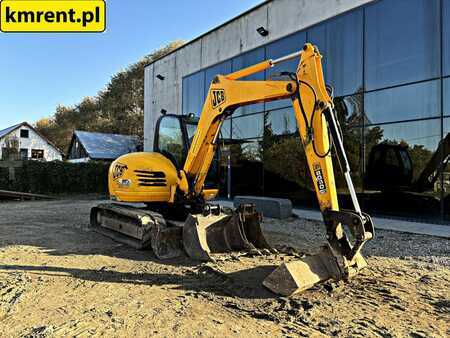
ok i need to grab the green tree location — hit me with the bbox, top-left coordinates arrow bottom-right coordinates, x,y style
35,41 -> 184,154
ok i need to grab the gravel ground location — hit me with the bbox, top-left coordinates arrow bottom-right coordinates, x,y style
0,199 -> 448,337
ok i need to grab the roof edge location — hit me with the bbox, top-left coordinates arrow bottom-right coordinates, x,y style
144,0 -> 272,68
74,130 -> 139,139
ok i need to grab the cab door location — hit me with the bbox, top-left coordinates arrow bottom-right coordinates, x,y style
154,115 -> 187,169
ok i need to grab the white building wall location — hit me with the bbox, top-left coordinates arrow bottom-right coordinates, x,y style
0,125 -> 63,161
144,0 -> 375,151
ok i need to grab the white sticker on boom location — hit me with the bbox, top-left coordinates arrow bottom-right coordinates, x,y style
313,164 -> 327,194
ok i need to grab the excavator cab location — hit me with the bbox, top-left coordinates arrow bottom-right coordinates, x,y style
154,113 -> 219,190
154,114 -> 198,170
365,143 -> 413,191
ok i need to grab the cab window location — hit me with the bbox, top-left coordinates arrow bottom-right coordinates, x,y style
158,117 -> 184,167
185,123 -> 197,146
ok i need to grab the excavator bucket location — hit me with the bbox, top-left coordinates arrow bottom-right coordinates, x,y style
263,210 -> 374,296
263,245 -> 367,296
183,204 -> 272,261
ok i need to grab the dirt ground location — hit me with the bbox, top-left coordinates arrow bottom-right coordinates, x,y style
0,199 -> 448,337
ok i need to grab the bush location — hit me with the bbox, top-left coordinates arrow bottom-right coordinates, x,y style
0,161 -> 110,195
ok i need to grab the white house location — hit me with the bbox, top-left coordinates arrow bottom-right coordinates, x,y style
0,122 -> 63,161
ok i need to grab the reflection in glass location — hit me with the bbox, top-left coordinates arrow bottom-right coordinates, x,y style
220,118 -> 231,140
333,97 -> 363,191
364,80 -> 440,124
364,119 -> 442,219
308,9 -> 363,97
334,94 -> 364,127
265,31 -> 306,110
445,78 -> 450,117
232,48 -> 265,116
230,139 -> 263,196
444,118 -> 450,220
182,71 -> 205,116
365,0 -> 440,90
335,126 -> 363,192
232,113 -> 264,139
263,133 -> 313,206
204,61 -> 232,97
445,0 -> 450,76
265,108 -> 297,136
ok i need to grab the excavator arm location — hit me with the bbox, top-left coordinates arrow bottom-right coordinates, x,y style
182,75 -> 295,196
182,43 -> 374,295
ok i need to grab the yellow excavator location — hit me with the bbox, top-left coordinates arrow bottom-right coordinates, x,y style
90,43 -> 374,296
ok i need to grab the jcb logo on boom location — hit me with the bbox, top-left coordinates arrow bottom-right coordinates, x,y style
211,89 -> 226,109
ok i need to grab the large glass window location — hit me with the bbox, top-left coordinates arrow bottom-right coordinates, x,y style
232,113 -> 264,139
266,31 -> 306,111
230,139 -> 264,196
445,0 -> 450,76
179,0 -> 450,221
204,60 -> 232,97
307,9 -> 363,97
364,119 -> 442,219
263,133 -> 313,206
265,108 -> 297,136
307,24 -> 327,78
232,48 -> 265,116
334,94 -> 364,127
445,78 -> 450,117
182,71 -> 205,116
364,80 -> 440,124
444,118 -> 450,220
365,0 -> 440,90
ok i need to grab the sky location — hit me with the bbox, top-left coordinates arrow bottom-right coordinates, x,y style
0,0 -> 263,130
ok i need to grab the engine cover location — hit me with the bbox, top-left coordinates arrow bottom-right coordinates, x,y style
109,152 -> 179,203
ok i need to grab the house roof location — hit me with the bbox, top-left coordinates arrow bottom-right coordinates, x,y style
0,123 -> 23,139
0,122 -> 64,155
73,130 -> 140,160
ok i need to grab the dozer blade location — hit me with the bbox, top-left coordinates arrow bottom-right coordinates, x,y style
90,203 -> 183,259
263,244 -> 368,296
182,204 -> 272,261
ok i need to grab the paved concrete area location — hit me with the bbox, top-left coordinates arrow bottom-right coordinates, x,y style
234,196 -> 292,219
218,199 -> 450,239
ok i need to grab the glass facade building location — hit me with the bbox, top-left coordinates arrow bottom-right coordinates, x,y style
181,0 -> 450,222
